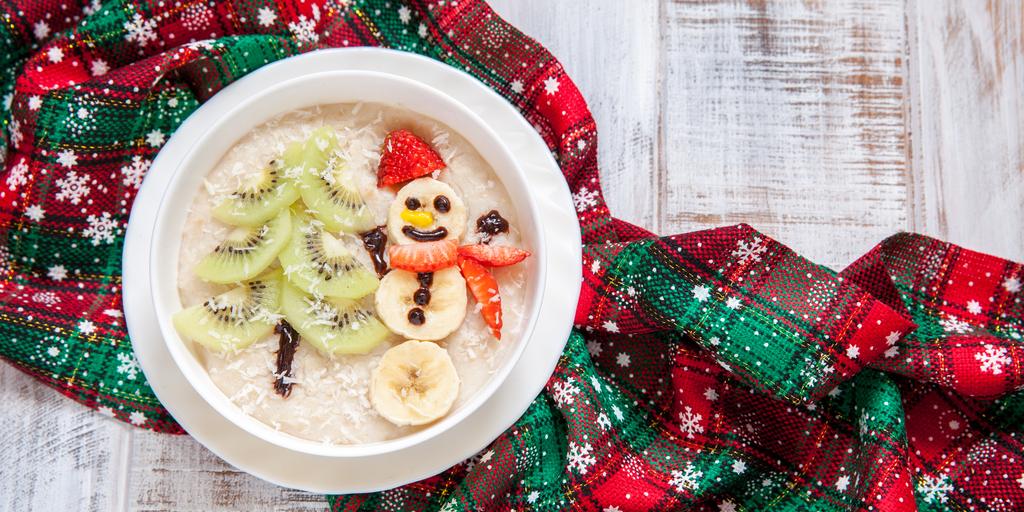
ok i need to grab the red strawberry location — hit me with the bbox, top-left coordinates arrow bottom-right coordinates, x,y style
457,244 -> 531,267
388,240 -> 457,272
458,256 -> 502,339
377,129 -> 446,187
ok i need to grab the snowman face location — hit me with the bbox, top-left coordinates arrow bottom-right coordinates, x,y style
388,178 -> 467,244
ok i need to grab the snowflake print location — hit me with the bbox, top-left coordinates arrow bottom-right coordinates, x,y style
32,291 -> 59,305
1003,276 -> 1021,293
510,80 -> 524,94
586,339 -> 603,357
288,15 -> 319,44
124,13 -> 158,46
6,157 -> 28,190
83,212 -> 120,245
397,5 -> 412,24
97,406 -> 115,418
25,203 -> 44,222
719,501 -> 737,512
465,448 -> 494,471
9,119 -> 22,149
725,296 -> 742,310
28,96 -> 42,110
82,0 -> 101,16
885,330 -> 902,346
129,411 -> 147,426
669,463 -> 702,492
845,345 -> 860,359
67,103 -> 97,137
417,22 -> 427,38
731,460 -> 746,474
116,352 -> 140,380
257,7 -> 277,27
693,284 -> 710,302
602,320 -> 619,333
56,149 -> 78,168
551,379 -> 579,407
572,186 -> 599,212
145,130 -> 165,147
543,76 -> 560,95
90,59 -> 109,76
55,170 -> 90,204
678,406 -> 705,439
975,344 -> 1011,375
939,315 -> 972,334
121,155 -> 150,188
180,3 -> 213,31
731,236 -> 768,265
47,265 -> 68,281
616,352 -> 631,367
704,388 -> 719,401
835,475 -> 850,491
611,405 -> 624,421
78,320 -> 96,335
47,47 -> 64,63
918,474 -> 953,504
566,442 -> 596,475
966,300 -> 983,315
33,20 -> 50,40
596,412 -> 611,430
527,491 -> 540,503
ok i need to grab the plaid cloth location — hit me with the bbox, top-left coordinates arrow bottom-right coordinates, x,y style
0,0 -> 1021,510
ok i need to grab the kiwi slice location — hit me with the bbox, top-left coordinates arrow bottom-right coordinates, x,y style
297,127 -> 375,233
173,270 -> 283,352
280,279 -> 389,356
195,209 -> 292,284
212,143 -> 303,227
279,213 -> 379,299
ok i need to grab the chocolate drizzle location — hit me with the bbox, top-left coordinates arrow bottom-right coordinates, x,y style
476,210 -> 509,243
273,320 -> 300,398
402,225 -> 448,242
359,225 -> 389,278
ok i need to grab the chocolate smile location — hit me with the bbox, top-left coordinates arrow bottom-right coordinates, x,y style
402,225 -> 449,241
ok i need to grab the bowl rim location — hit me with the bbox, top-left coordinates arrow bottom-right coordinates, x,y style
148,69 -> 547,457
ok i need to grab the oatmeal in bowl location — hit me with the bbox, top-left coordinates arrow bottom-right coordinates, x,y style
171,102 -> 535,446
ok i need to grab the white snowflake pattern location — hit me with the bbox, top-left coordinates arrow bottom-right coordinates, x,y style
669,463 -> 702,492
124,13 -> 158,46
55,170 -> 90,203
9,119 -> 22,149
465,448 -> 494,471
116,352 -> 140,380
56,149 -> 78,168
602,320 -> 619,333
846,345 -> 860,359
527,491 -> 540,503
397,5 -> 412,24
32,291 -> 59,305
835,475 -> 850,491
966,300 -> 983,315
731,236 -> 768,265
6,157 -> 28,190
885,330 -> 902,346
586,339 -> 603,357
47,346 -> 60,357
257,7 -> 277,27
82,0 -> 101,16
551,379 -> 579,407
596,412 -> 611,430
417,22 -> 427,38
145,130 -> 165,147
288,15 -> 319,44
129,410 -> 146,425
543,76 -> 560,95
603,507 -> 622,512
616,352 -> 631,367
725,296 -> 742,310
82,212 -> 119,245
719,501 -> 737,512
33,20 -> 50,40
692,284 -> 710,302
78,320 -> 96,335
90,59 -> 109,76
47,265 -> 68,281
510,80 -> 524,94
120,155 -> 149,188
918,474 -> 953,504
28,96 -> 42,110
572,186 -> 599,212
731,460 -> 746,474
939,315 -> 972,334
180,3 -> 213,31
678,406 -> 704,439
611,404 -> 624,421
97,406 -> 115,418
975,344 -> 1012,375
704,387 -> 719,401
47,47 -> 64,63
566,442 -> 596,474
1003,276 -> 1021,294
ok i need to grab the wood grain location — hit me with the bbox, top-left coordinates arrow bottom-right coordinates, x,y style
661,0 -> 911,269
908,0 -> 1024,261
489,0 -> 662,230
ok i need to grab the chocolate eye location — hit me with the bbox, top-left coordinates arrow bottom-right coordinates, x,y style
433,195 -> 451,213
405,197 -> 421,210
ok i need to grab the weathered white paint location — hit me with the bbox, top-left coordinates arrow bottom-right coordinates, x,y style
1,0 -> 1021,509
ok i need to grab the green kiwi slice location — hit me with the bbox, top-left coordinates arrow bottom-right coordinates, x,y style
279,212 -> 379,299
280,279 -> 389,356
212,143 -> 303,227
195,208 -> 291,284
172,270 -> 283,352
297,127 -> 376,233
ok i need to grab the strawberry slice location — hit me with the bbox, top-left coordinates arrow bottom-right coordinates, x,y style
388,239 -> 457,272
457,244 -> 531,267
458,256 -> 502,339
377,129 -> 446,187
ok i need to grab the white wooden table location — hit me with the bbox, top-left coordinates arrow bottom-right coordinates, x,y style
2,1 -> 1021,509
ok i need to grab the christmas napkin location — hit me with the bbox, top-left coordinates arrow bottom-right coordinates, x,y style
0,0 -> 1022,510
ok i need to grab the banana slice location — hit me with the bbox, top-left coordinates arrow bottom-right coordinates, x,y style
387,178 -> 468,245
375,266 -> 467,340
370,340 -> 460,426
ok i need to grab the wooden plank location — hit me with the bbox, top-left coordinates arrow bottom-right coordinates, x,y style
489,0 -> 662,231
661,0 -> 911,269
128,431 -> 324,511
908,0 -> 1024,261
0,365 -> 129,512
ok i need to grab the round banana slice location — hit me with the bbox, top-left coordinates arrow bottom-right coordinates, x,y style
388,177 -> 468,245
375,267 -> 467,340
370,340 -> 461,426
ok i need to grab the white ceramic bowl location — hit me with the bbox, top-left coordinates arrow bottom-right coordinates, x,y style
149,70 -> 546,457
